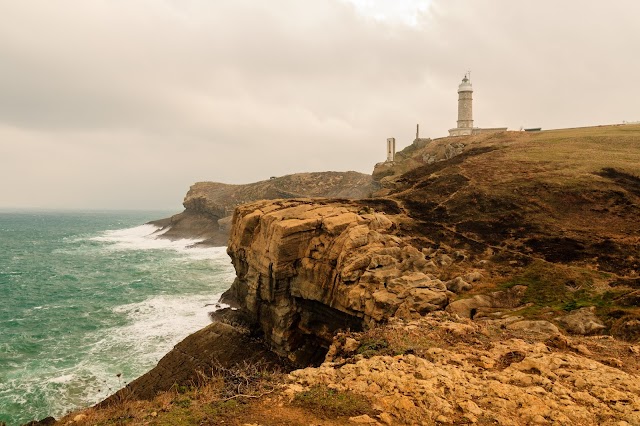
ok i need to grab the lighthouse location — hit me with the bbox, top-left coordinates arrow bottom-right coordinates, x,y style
449,74 -> 474,136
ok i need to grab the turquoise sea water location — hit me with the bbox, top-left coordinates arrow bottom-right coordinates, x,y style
0,211 -> 235,425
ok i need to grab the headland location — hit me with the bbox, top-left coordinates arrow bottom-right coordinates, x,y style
29,124 -> 640,426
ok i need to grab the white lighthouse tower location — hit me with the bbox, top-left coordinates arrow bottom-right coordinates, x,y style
449,74 -> 474,136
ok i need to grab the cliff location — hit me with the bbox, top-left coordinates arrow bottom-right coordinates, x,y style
150,171 -> 378,246
224,197 -> 459,365
99,319 -> 288,404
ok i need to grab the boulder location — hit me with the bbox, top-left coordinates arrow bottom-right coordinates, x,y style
445,276 -> 473,293
446,286 -> 527,319
507,320 -> 560,335
557,307 -> 606,335
446,295 -> 494,318
464,271 -> 484,283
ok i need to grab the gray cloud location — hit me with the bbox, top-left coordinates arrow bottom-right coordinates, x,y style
0,0 -> 638,209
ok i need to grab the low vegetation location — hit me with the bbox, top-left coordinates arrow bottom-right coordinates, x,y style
494,261 -> 640,339
499,261 -> 610,312
58,361 -> 284,426
292,384 -> 374,419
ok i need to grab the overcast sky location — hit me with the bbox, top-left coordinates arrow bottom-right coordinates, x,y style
1,0 -> 638,210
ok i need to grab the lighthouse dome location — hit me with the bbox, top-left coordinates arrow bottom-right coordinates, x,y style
458,76 -> 473,93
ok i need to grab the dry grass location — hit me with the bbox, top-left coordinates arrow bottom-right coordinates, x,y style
393,124 -> 640,189
506,125 -> 640,179
392,124 -> 640,278
339,314 -> 493,362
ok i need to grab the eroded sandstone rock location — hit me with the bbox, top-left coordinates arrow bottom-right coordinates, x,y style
446,286 -> 527,319
507,320 -> 561,336
288,315 -> 640,425
224,199 -> 454,365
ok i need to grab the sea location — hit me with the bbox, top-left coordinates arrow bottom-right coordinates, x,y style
0,210 -> 236,425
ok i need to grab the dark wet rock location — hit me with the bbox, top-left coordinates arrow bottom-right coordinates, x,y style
20,418 -> 56,426
611,315 -> 640,342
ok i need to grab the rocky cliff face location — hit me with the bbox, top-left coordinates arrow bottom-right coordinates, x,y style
150,171 -> 378,246
224,198 -> 482,365
101,317 -> 288,404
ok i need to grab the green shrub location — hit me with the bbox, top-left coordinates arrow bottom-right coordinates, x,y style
357,338 -> 389,357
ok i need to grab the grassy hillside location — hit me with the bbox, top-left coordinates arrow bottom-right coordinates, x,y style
377,124 -> 640,338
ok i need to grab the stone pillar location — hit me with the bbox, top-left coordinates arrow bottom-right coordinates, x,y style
386,138 -> 396,162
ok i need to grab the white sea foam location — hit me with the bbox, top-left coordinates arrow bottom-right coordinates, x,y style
19,293 -> 227,420
89,226 -> 235,356
109,293 -> 220,352
1,215 -> 238,424
90,224 -> 227,261
93,224 -> 201,250
47,374 -> 75,384
85,294 -> 223,394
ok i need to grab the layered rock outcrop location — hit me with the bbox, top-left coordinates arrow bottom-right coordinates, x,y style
224,198 -> 463,365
